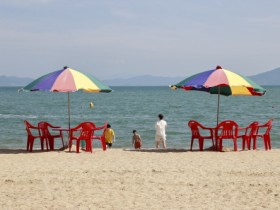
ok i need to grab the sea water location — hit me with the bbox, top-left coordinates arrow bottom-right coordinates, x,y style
0,86 -> 279,149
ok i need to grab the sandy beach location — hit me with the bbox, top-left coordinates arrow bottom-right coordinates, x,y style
1,148 -> 280,210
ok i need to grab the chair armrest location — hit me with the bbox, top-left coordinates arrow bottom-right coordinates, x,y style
257,124 -> 268,128
70,128 -> 79,132
49,125 -> 61,128
201,127 -> 214,134
237,127 -> 247,136
30,126 -> 39,130
69,128 -> 80,136
92,135 -> 102,140
200,125 -> 214,133
199,127 -> 214,138
94,122 -> 108,131
203,127 -> 213,132
94,126 -> 104,131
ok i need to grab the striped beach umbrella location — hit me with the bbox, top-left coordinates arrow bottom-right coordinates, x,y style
22,66 -> 112,130
171,66 -> 266,125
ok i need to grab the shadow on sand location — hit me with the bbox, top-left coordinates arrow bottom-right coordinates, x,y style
123,147 -> 216,153
0,147 -> 218,154
0,148 -> 65,155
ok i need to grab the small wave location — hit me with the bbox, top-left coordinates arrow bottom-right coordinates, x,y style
0,114 -> 38,119
41,115 -> 62,119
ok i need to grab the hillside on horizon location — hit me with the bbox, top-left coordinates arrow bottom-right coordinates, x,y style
103,75 -> 185,86
249,67 -> 280,85
0,75 -> 33,87
1,67 -> 280,87
103,67 -> 280,86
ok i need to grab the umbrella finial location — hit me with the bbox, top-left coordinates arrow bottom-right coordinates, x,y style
216,65 -> 222,70
63,66 -> 68,69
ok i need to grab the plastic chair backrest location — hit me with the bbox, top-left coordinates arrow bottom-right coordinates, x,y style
72,122 -> 95,140
246,121 -> 259,136
257,119 -> 273,135
216,120 -> 238,138
24,120 -> 37,136
188,120 -> 202,138
266,119 -> 273,135
38,121 -> 51,138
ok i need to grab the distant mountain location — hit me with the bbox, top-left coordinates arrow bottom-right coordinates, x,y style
103,75 -> 185,86
1,67 -> 280,86
249,67 -> 280,85
0,75 -> 33,87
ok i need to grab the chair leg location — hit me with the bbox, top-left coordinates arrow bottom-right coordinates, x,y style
76,140 -> 80,153
215,138 -> 219,151
85,139 -> 90,152
247,137 -> 251,150
242,137 -> 246,150
88,140 -> 92,153
233,138 -> 237,151
199,138 -> 204,151
263,137 -> 268,150
49,138 -> 54,150
27,137 -> 30,151
52,138 -> 54,150
219,139 -> 223,152
266,135 -> 272,150
88,140 -> 92,152
41,138 -> 44,150
190,138 -> 194,151
101,137 -> 106,151
253,137 -> 257,150
30,138 -> 35,152
85,140 -> 89,152
46,139 -> 49,151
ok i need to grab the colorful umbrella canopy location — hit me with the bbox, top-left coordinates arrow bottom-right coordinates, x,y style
171,65 -> 265,96
21,66 -> 112,132
23,66 -> 112,93
171,66 -> 266,125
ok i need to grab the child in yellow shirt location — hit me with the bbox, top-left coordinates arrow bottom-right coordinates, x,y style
104,124 -> 115,148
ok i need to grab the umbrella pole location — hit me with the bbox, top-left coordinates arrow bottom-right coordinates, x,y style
217,86 -> 220,126
68,92 -> 71,132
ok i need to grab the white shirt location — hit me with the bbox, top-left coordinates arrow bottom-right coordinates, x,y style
155,120 -> 167,137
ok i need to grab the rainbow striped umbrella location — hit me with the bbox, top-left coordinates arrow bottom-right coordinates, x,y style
171,66 -> 266,124
22,66 -> 112,130
23,66 -> 112,93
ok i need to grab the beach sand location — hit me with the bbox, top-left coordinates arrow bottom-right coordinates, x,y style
1,148 -> 280,210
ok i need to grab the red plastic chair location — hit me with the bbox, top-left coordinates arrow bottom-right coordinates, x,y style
252,119 -> 273,150
188,120 -> 214,151
215,120 -> 239,152
24,120 -> 41,152
92,122 -> 107,151
69,122 -> 95,153
38,122 -> 64,150
237,121 -> 259,150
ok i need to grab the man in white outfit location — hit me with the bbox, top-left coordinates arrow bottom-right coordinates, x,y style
155,114 -> 167,149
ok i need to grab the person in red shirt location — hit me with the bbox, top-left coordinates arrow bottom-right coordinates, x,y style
132,130 -> 142,149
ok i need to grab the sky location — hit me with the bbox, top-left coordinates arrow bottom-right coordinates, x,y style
0,0 -> 279,80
